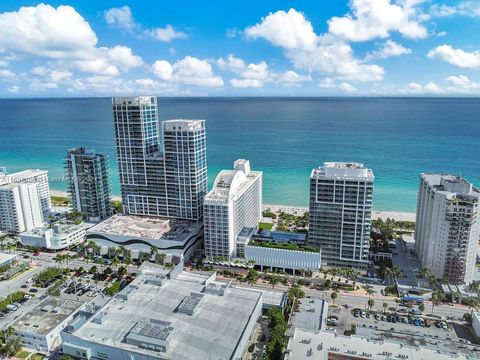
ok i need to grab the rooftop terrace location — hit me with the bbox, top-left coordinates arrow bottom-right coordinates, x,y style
87,215 -> 201,242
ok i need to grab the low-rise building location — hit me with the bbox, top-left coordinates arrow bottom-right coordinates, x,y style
85,214 -> 203,261
11,297 -> 85,353
473,312 -> 480,339
284,329 -> 469,360
20,223 -> 86,250
288,297 -> 329,334
0,252 -> 17,267
61,265 -> 262,360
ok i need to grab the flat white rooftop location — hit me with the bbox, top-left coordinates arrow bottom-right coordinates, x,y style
68,270 -> 261,360
88,215 -> 201,242
285,329 -> 470,360
0,252 -> 17,266
311,162 -> 374,181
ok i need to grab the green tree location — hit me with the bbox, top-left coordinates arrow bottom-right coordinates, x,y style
465,296 -> 479,318
330,291 -> 338,306
268,275 -> 281,289
418,303 -> 425,312
117,266 -> 127,277
367,299 -> 375,311
364,286 -> 376,300
382,302 -> 388,314
430,291 -> 444,315
150,245 -> 159,262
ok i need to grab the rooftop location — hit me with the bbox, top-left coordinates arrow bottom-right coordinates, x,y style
87,215 -> 201,242
311,162 -> 374,181
0,252 -> 17,265
23,223 -> 85,238
12,297 -> 84,335
68,269 -> 262,360
205,159 -> 261,204
288,297 -> 328,333
285,329 -> 470,360
0,169 -> 48,186
247,240 -> 320,253
422,173 -> 480,198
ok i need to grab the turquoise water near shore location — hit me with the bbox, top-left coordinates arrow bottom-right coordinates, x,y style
0,97 -> 479,212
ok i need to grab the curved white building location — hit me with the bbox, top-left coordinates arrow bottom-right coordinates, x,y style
204,160 -> 262,259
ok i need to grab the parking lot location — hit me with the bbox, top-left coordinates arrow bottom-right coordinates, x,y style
328,305 -> 478,347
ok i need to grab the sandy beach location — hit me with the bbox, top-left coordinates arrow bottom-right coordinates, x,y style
264,204 -> 416,222
50,190 -> 122,202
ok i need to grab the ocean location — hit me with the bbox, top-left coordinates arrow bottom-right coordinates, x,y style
0,97 -> 479,212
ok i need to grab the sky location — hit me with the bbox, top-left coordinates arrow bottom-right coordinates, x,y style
0,0 -> 479,97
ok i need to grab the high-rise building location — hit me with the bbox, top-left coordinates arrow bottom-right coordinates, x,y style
0,169 -> 51,219
414,174 -> 480,285
204,159 -> 262,258
112,96 -> 207,221
308,162 -> 374,269
65,147 -> 112,222
0,183 -> 43,233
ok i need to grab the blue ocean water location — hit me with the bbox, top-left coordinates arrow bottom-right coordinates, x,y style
0,97 -> 479,212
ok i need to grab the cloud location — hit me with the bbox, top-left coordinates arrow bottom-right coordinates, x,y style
0,69 -> 15,79
230,79 -> 264,88
328,0 -> 428,42
399,81 -> 444,94
428,45 -> 480,69
339,82 -> 357,92
444,75 -> 480,93
244,10 -> 384,81
217,54 -> 311,88
430,1 -> 480,18
153,56 -> 223,87
105,5 -> 186,42
245,9 -> 317,50
365,40 -> 412,60
319,78 -> 335,88
0,4 -> 142,76
104,5 -> 136,32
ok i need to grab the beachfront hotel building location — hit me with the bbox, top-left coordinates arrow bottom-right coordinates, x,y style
0,169 -> 51,220
308,162 -> 374,269
112,96 -> 207,221
65,147 -> 112,222
414,174 -> 480,285
0,182 -> 43,233
204,160 -> 262,258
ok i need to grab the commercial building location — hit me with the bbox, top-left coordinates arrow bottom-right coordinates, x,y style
11,296 -> 85,353
0,183 -> 43,233
308,162 -> 374,269
0,252 -> 17,268
0,169 -> 51,219
65,147 -> 112,222
112,97 -> 207,221
284,329 -> 469,360
414,174 -> 480,284
86,214 -> 203,261
288,297 -> 328,334
204,159 -> 262,259
473,312 -> 480,339
20,223 -> 86,250
61,265 -> 262,360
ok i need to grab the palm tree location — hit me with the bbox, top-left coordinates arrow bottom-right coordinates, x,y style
382,302 -> 388,314
465,296 -> 479,317
150,245 -> 159,262
268,275 -> 280,289
429,291 -> 444,315
364,287 -> 376,300
469,280 -> 480,296
367,299 -> 375,311
330,291 -> 338,306
118,245 -> 127,258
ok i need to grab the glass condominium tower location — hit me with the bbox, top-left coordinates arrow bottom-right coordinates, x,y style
112,96 -> 207,221
65,147 -> 112,223
308,162 -> 374,269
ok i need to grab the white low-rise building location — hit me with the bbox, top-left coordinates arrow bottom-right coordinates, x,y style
0,252 -> 17,267
245,243 -> 321,273
20,223 -> 86,250
61,265 -> 262,360
11,297 -> 86,353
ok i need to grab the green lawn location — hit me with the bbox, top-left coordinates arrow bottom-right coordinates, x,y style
51,195 -> 69,206
258,222 -> 273,230
15,350 -> 30,359
31,354 -> 44,360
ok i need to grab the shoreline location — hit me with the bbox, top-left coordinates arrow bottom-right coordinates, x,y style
49,190 -> 416,222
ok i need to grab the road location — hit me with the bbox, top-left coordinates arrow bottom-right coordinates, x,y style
230,279 -> 471,320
